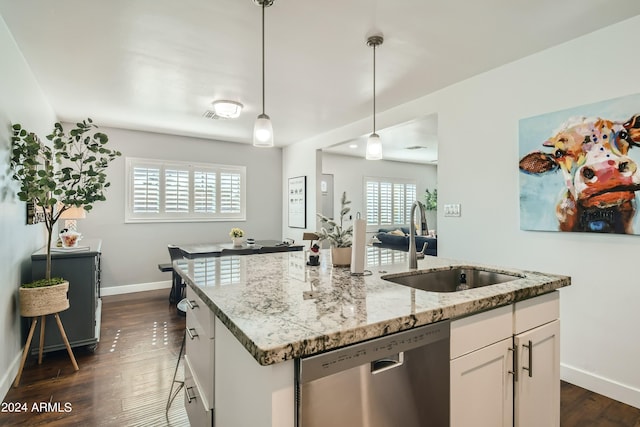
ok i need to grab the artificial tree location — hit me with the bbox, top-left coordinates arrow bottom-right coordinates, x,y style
9,118 -> 121,283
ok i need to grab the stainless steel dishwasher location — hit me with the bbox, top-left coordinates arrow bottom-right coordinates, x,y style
295,320 -> 450,427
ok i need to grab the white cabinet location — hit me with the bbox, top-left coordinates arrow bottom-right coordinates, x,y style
451,337 -> 513,427
450,291 -> 560,427
184,286 -> 215,426
513,291 -> 560,427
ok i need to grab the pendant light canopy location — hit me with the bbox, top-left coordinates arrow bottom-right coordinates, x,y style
253,0 -> 275,147
365,34 -> 383,160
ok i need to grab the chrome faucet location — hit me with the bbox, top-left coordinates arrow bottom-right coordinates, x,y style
409,200 -> 428,269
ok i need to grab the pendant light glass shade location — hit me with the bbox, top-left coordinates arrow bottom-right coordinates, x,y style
253,113 -> 273,147
366,133 -> 382,160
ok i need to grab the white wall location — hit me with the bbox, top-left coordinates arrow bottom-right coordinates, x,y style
321,152 -> 438,233
0,16 -> 56,399
281,144 -> 322,244
287,16 -> 640,408
75,126 -> 283,292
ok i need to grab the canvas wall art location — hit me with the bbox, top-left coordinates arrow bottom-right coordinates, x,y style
519,93 -> 640,234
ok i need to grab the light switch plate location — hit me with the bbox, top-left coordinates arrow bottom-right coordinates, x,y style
444,203 -> 461,217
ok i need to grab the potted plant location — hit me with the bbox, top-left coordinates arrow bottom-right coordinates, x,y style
229,227 -> 244,247
424,188 -> 437,211
316,191 -> 353,266
9,118 -> 121,314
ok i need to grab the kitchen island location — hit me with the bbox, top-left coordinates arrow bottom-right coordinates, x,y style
175,248 -> 570,426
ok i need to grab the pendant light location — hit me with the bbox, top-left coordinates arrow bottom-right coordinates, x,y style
366,34 -> 383,160
253,0 -> 275,147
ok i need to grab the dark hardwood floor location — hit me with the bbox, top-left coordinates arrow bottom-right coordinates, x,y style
1,289 -> 187,426
1,288 -> 639,426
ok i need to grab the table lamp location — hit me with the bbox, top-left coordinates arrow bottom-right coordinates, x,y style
59,205 -> 86,232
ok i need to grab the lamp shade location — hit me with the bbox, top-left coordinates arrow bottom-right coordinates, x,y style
365,133 -> 382,160
59,205 -> 86,219
253,113 -> 274,147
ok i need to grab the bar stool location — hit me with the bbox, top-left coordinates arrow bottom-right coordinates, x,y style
166,298 -> 188,412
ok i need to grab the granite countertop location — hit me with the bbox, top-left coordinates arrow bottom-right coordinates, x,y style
175,248 -> 570,366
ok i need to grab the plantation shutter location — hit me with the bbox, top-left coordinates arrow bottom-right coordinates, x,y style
380,182 -> 393,225
366,181 -> 379,225
194,171 -> 216,213
165,169 -> 190,213
126,158 -> 245,222
220,172 -> 242,213
365,177 -> 417,229
132,166 -> 160,213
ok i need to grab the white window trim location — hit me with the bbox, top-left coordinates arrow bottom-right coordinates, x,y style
125,157 -> 246,223
364,176 -> 417,232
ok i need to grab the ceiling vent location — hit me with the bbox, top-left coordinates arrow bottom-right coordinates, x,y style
405,145 -> 428,150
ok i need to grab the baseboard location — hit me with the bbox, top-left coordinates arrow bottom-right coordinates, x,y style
0,351 -> 23,401
561,363 -> 640,409
101,280 -> 171,296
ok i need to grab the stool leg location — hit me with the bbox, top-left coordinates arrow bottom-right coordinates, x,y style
38,315 -> 46,365
166,331 -> 186,412
14,317 -> 38,387
53,313 -> 79,371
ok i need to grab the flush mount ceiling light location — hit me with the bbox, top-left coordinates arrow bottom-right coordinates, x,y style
365,34 -> 383,160
205,100 -> 243,119
253,0 -> 275,147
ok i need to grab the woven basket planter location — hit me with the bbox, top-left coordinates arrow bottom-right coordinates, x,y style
19,281 -> 70,317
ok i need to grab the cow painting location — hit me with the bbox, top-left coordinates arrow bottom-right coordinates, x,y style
519,114 -> 640,233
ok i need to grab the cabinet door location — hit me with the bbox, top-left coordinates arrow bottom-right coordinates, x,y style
514,320 -> 560,427
450,337 -> 513,427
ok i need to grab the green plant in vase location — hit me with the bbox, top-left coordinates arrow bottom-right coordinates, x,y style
316,191 -> 353,266
9,118 -> 121,285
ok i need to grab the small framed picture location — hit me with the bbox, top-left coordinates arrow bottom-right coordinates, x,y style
288,176 -> 306,228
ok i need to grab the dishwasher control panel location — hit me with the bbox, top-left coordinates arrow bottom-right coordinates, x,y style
298,320 -> 450,383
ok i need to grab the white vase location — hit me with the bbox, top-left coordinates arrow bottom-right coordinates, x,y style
232,237 -> 243,247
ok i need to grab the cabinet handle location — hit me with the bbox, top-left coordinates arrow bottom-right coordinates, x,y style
185,386 -> 197,403
186,327 -> 199,340
508,346 -> 518,382
186,299 -> 198,310
522,340 -> 533,378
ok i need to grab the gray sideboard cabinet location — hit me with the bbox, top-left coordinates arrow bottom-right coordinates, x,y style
29,238 -> 102,353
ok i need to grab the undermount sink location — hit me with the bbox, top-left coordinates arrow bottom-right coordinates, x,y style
382,267 -> 524,293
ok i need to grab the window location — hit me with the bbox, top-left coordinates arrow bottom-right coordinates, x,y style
126,157 -> 246,223
365,177 -> 416,229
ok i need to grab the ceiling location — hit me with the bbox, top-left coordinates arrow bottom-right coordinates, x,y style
2,1 -> 639,163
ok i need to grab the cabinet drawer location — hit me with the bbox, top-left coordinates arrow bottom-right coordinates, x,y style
185,313 -> 214,409
184,358 -> 212,427
186,286 -> 214,338
514,291 -> 559,334
451,304 -> 512,359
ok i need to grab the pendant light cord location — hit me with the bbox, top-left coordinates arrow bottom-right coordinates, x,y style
261,2 -> 266,115
372,43 -> 376,133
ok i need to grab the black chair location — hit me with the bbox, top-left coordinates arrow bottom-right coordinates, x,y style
168,244 -> 185,303
221,248 -> 254,256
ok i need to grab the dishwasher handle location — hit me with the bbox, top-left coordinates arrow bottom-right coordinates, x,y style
371,352 -> 404,374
